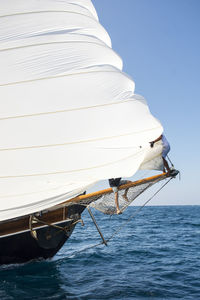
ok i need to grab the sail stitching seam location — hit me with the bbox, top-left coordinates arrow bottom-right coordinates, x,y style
0,99 -> 134,121
0,126 -> 161,152
0,70 -> 122,87
0,150 -> 144,178
0,40 -> 106,52
0,10 -> 98,22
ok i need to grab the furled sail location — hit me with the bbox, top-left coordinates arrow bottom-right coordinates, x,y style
0,0 -> 162,222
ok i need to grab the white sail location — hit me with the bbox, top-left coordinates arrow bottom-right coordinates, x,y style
0,0 -> 162,221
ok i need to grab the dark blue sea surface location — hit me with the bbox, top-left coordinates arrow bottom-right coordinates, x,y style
0,206 -> 199,299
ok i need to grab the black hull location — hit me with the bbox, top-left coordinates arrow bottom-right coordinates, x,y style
0,204 -> 85,265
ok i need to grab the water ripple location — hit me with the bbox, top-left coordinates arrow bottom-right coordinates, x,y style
0,206 -> 199,299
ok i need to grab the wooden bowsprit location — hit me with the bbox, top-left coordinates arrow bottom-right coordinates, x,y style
58,172 -> 175,244
61,172 -> 173,216
62,172 -> 169,207
63,172 -> 177,256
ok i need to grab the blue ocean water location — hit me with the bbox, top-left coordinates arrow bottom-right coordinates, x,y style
0,206 -> 199,300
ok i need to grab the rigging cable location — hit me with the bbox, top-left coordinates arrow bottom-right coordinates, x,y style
106,177 -> 173,243
167,155 -> 174,167
167,155 -> 181,180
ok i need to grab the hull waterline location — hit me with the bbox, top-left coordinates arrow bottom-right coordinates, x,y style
0,204 -> 85,265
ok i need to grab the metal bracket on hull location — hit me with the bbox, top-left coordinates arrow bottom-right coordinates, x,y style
29,215 -> 38,240
29,215 -> 84,240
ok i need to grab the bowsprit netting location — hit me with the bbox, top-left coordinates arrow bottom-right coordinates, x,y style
89,176 -> 166,215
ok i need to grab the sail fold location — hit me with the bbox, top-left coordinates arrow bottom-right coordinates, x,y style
0,0 -> 162,221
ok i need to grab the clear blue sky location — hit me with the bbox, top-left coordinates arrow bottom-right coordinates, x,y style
92,0 -> 200,205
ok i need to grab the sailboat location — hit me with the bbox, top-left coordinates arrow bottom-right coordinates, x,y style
0,0 -> 178,265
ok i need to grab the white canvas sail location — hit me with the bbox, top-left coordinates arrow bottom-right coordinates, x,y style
0,0 -> 163,221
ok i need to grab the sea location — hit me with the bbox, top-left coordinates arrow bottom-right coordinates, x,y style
0,206 -> 199,300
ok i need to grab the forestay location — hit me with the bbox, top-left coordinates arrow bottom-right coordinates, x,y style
0,0 -> 163,221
